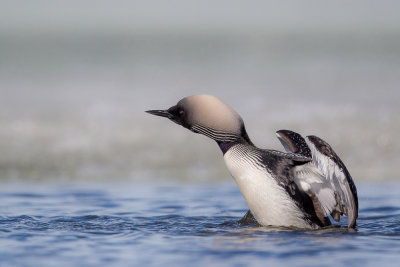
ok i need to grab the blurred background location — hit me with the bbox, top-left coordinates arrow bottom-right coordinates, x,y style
0,0 -> 399,182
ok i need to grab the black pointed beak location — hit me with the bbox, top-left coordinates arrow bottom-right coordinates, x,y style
145,109 -> 173,119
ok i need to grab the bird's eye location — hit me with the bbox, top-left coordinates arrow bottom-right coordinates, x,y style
178,109 -> 185,116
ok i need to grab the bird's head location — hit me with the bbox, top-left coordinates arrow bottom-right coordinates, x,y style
146,94 -> 251,144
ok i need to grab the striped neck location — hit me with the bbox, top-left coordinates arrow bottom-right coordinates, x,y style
191,124 -> 240,142
190,124 -> 253,155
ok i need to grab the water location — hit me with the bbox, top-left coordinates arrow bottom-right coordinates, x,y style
0,181 -> 399,266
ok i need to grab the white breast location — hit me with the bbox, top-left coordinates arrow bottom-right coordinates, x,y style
224,145 -> 312,229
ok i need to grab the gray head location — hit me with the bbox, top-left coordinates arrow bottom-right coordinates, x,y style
146,95 -> 252,144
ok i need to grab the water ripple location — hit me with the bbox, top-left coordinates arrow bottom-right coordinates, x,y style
0,182 -> 400,266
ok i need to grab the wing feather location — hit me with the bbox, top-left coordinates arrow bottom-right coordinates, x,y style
276,130 -> 358,228
305,135 -> 358,228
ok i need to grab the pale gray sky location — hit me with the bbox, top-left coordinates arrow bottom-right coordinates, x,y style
1,0 -> 399,33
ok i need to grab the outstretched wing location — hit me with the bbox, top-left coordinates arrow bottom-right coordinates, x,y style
276,130 -> 358,228
304,135 -> 358,228
276,130 -> 312,158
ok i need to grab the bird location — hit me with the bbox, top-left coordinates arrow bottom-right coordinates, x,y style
146,94 -> 358,229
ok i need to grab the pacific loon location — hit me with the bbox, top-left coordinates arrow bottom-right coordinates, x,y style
146,94 -> 358,229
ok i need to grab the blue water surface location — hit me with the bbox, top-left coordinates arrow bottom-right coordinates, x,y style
0,181 -> 399,266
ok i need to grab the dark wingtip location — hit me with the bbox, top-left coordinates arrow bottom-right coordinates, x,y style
305,135 -> 337,159
276,130 -> 312,157
276,130 -> 304,142
305,135 -> 320,144
276,129 -> 295,135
